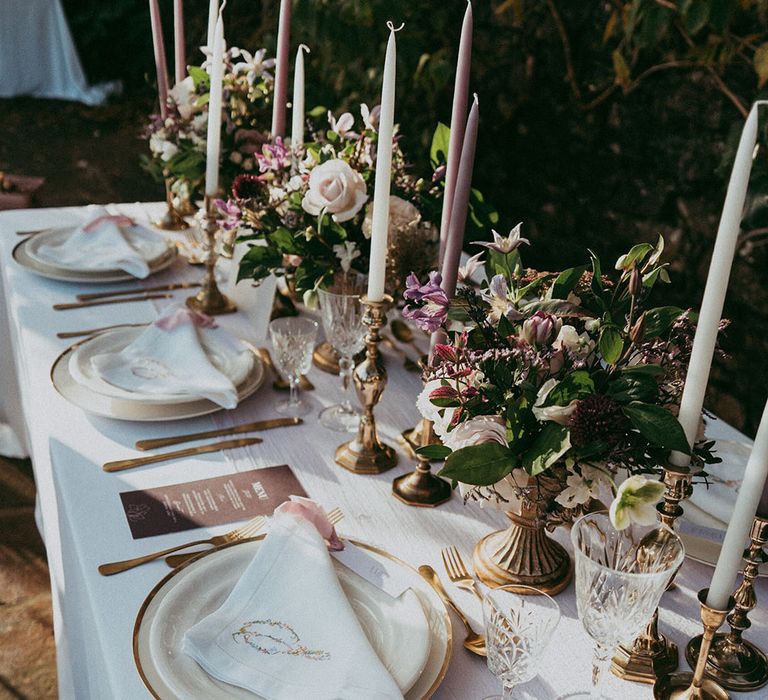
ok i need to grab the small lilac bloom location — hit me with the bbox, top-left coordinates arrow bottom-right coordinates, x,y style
215,198 -> 242,232
482,274 -> 523,324
402,271 -> 450,333
474,222 -> 530,254
256,136 -> 290,173
522,311 -> 562,346
458,251 -> 485,284
328,111 -> 356,137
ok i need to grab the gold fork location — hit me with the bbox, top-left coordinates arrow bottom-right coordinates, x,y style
164,507 -> 345,567
97,515 -> 267,576
442,545 -> 484,602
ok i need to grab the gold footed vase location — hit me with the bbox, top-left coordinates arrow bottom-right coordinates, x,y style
154,175 -> 189,231
472,507 -> 572,596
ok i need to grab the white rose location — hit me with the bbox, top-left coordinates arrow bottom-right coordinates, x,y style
416,379 -> 455,439
553,325 -> 595,359
169,76 -> 199,120
301,159 -> 368,223
531,378 -> 578,425
443,415 -> 508,451
160,142 -> 178,162
362,195 -> 421,239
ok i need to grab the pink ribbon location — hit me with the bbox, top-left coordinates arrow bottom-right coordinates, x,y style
155,307 -> 218,331
82,214 -> 136,232
275,496 -> 344,551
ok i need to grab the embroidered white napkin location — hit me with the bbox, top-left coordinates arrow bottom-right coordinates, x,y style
90,305 -> 252,408
35,205 -> 165,277
183,511 -> 404,700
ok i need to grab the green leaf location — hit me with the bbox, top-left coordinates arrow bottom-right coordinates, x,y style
683,0 -> 709,35
620,364 -> 665,377
438,442 -> 515,486
522,299 -> 596,318
622,402 -> 690,453
755,43 -> 768,89
608,373 -> 659,403
643,306 -> 684,337
547,370 -> 594,406
415,444 -> 452,460
599,325 -> 624,364
612,50 -> 631,88
430,122 -> 451,169
188,65 -> 209,88
522,424 -> 571,476
589,249 -> 604,292
308,104 -> 327,117
642,265 -> 671,288
549,265 -> 586,300
615,243 -> 653,271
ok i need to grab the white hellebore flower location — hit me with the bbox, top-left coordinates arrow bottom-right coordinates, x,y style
301,159 -> 368,223
232,48 -> 275,85
361,103 -> 381,131
481,274 -> 523,324
328,110 -> 355,136
362,196 -> 421,239
443,415 -> 508,451
555,464 -> 609,508
169,76 -> 199,120
553,324 -> 595,359
416,379 -> 455,440
531,378 -> 578,425
609,475 -> 665,530
332,241 -> 361,273
474,222 -> 530,254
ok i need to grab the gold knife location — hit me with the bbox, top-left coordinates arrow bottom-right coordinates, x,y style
257,347 -> 315,391
53,293 -> 172,311
103,436 -> 263,473
135,416 -> 302,451
16,227 -> 54,236
76,282 -> 201,301
56,323 -> 148,339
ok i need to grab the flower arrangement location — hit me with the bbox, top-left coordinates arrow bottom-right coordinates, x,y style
404,227 -> 723,529
143,47 -> 275,202
218,107 -> 444,301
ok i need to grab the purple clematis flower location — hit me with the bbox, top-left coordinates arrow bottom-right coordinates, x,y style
402,271 -> 450,333
215,199 -> 242,232
474,222 -> 530,254
256,136 -> 291,173
481,274 -> 523,324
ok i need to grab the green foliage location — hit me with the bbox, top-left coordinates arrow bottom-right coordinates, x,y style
439,442 -> 515,486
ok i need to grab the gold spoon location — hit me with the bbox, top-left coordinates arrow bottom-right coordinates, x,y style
418,564 -> 487,656
391,319 -> 427,363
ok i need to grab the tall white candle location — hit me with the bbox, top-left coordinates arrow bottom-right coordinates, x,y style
707,399 -> 768,609
291,45 -> 309,147
205,9 -> 225,197
669,102 -> 763,467
173,0 -> 185,84
149,0 -> 169,119
206,0 -> 217,53
439,1 -> 473,265
271,0 -> 292,139
366,22 -> 401,302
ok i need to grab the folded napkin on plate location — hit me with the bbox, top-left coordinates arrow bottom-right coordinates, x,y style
684,440 -> 753,531
35,205 -> 164,277
183,509 -> 404,700
91,305 -> 252,408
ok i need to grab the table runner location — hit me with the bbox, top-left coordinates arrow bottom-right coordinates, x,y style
1,203 -> 766,699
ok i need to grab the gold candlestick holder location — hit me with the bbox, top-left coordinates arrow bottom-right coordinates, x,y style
392,418 -> 451,506
154,173 -> 189,231
653,589 -> 735,700
335,295 -> 398,474
685,516 -> 768,691
612,463 -> 694,683
400,419 -> 443,459
186,197 -> 237,315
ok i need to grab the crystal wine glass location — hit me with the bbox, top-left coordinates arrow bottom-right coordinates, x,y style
482,585 -> 560,700
569,511 -> 684,699
268,317 -> 318,417
317,285 -> 366,432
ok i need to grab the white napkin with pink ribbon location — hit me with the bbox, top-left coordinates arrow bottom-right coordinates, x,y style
91,305 -> 253,408
183,500 -> 404,700
35,205 -> 166,277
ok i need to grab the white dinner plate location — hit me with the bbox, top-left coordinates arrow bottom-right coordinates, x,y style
680,533 -> 768,577
68,326 -> 254,405
134,537 -> 452,700
51,337 -> 264,421
13,232 -> 177,283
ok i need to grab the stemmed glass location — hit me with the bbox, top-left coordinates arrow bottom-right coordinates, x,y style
317,281 -> 367,432
483,585 -> 560,699
268,317 -> 318,417
569,511 -> 684,699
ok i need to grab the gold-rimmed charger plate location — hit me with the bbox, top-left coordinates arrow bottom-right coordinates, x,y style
50,332 -> 265,421
133,537 -> 452,700
13,234 -> 177,283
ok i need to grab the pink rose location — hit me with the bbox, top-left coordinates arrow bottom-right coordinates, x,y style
301,159 -> 368,223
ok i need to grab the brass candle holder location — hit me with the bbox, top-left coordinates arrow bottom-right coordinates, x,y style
335,295 -> 398,474
186,197 -> 237,315
392,418 -> 451,507
612,463 -> 694,683
154,172 -> 189,231
400,419 -> 443,459
653,589 -> 735,700
685,516 -> 768,691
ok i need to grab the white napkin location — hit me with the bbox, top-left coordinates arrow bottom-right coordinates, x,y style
35,205 -> 164,277
183,511 -> 404,700
684,440 -> 753,531
90,305 -> 252,408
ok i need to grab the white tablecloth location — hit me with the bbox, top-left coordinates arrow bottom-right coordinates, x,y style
0,0 -> 119,104
1,203 -> 767,700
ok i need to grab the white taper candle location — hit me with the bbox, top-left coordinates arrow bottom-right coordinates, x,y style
271,0 -> 292,139
204,7 -> 225,197
206,0 -> 217,55
291,45 -> 309,147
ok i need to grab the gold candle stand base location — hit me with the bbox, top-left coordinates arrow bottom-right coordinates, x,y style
185,197 -> 237,316
653,589 -> 734,700
154,176 -> 190,231
400,420 -> 443,460
335,295 -> 398,476
392,419 -> 451,507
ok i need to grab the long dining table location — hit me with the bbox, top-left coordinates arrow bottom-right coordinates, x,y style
1,202 -> 766,699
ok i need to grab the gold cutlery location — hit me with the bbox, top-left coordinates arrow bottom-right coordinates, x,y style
164,507 -> 345,567
53,293 -> 172,311
418,564 -> 487,656
390,319 -> 427,359
16,227 -> 54,236
75,281 -> 200,302
442,546 -> 484,602
257,347 -> 314,391
380,333 -> 421,372
97,515 -> 267,576
103,436 -> 263,473
135,416 -> 302,451
56,322 -> 148,339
